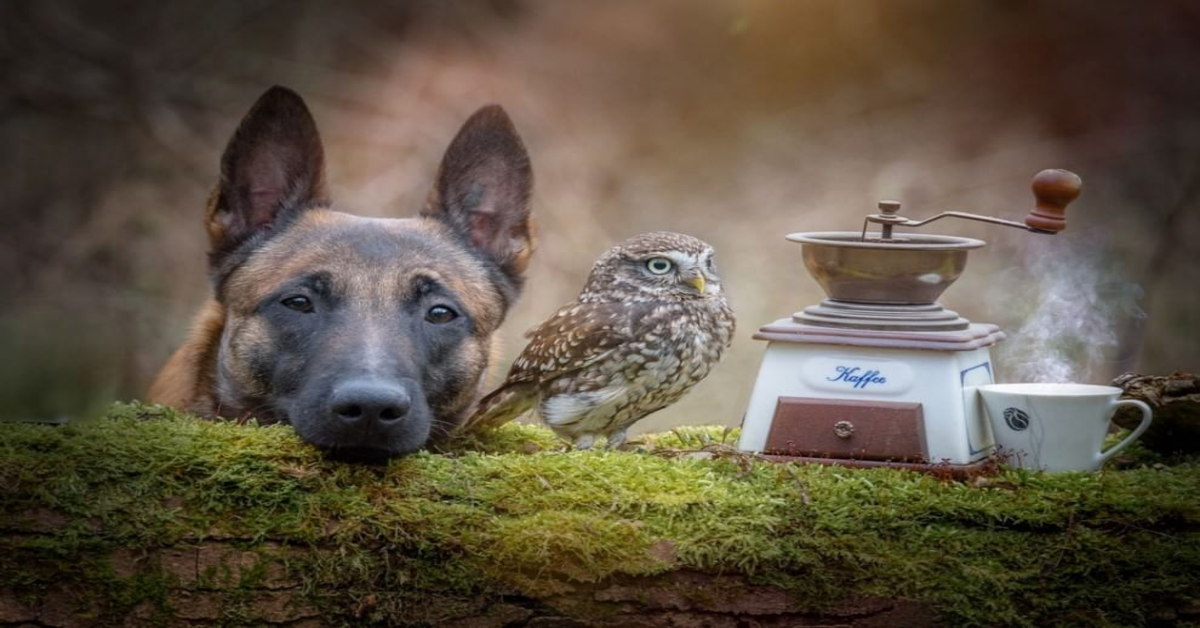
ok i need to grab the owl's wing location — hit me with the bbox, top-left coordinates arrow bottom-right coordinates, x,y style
504,301 -> 652,384
461,302 -> 649,433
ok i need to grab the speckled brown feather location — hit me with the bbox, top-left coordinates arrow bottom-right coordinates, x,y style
465,301 -> 650,430
464,231 -> 735,446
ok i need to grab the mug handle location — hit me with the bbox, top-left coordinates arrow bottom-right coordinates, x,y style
1097,399 -> 1153,467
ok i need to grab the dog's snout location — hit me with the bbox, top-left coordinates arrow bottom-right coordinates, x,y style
330,381 -> 411,424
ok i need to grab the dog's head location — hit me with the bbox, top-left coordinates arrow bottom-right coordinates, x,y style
205,86 -> 533,462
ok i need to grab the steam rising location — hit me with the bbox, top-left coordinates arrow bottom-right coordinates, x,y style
993,230 -> 1144,384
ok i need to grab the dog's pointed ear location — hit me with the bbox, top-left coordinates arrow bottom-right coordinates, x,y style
422,105 -> 534,283
207,86 -> 329,258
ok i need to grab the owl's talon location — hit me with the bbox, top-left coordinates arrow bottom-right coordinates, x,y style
604,429 -> 629,450
572,435 -> 596,451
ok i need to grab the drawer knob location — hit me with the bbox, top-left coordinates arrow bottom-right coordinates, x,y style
833,420 -> 855,439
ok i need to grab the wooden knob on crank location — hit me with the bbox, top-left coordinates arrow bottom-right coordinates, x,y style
1026,169 -> 1082,232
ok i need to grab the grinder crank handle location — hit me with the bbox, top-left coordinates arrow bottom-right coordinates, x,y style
1025,169 -> 1082,233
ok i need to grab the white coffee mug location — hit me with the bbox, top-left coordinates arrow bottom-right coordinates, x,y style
977,383 -> 1153,472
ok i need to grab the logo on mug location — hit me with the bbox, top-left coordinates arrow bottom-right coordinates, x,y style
1003,407 -> 1030,431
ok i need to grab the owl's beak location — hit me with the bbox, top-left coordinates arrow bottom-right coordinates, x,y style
687,274 -> 706,293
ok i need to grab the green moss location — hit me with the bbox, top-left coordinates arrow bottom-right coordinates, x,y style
2,402 -> 1198,627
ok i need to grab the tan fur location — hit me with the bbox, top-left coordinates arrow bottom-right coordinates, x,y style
149,210 -> 509,422
217,211 -> 506,329
146,300 -> 225,415
147,90 -> 533,450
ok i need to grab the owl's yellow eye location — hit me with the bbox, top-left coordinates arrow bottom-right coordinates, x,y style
646,258 -> 673,275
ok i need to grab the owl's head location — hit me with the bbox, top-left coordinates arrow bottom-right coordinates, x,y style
581,231 -> 724,302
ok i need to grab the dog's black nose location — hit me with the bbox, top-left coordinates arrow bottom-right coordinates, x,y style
330,381 -> 411,424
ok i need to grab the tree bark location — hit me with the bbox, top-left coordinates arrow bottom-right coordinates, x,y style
1113,371 -> 1200,453
0,534 -> 943,627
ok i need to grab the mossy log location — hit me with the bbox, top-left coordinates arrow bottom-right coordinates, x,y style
2,404 -> 1199,628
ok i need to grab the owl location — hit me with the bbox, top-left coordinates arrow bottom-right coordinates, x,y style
465,231 -> 736,449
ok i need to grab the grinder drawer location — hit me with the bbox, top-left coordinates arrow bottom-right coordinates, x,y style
764,396 -> 927,462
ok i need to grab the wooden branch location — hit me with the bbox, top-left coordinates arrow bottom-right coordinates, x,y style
1114,371 -> 1200,453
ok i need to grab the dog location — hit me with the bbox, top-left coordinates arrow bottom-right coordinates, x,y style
147,86 -> 534,462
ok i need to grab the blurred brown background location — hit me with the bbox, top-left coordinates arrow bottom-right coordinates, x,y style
2,0 -> 1198,430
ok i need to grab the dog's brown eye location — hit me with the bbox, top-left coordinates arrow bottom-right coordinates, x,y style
426,305 -> 458,324
281,296 -> 313,313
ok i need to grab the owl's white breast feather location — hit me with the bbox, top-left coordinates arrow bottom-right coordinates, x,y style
540,384 -> 629,431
